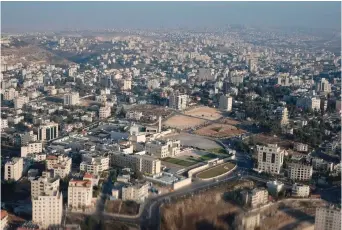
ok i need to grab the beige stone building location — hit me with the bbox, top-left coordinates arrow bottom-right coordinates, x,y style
37,122 -> 59,141
21,142 -> 43,157
99,106 -> 111,119
68,180 -> 93,210
80,156 -> 109,175
4,157 -> 23,181
315,206 -> 341,230
145,139 -> 180,158
257,144 -> 285,174
64,92 -> 80,106
219,94 -> 233,112
31,175 -> 60,199
46,155 -> 72,179
122,182 -> 149,203
292,183 -> 310,198
288,163 -> 313,181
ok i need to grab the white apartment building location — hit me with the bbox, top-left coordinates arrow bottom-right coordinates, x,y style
312,158 -> 334,171
257,144 -> 285,174
37,123 -> 59,141
288,163 -> 313,181
4,157 -> 23,181
32,190 -> 63,229
169,92 -> 188,110
68,180 -> 93,210
0,118 -> 8,131
21,142 -> 43,157
46,155 -> 72,179
80,156 -> 109,175
315,206 -> 341,230
219,94 -> 233,112
99,106 -> 111,119
111,153 -> 161,175
241,188 -> 268,208
145,139 -> 181,158
31,176 -> 60,199
64,92 -> 80,106
122,182 -> 149,203
126,111 -> 143,121
14,96 -> 29,109
292,183 -> 310,198
3,87 -> 18,100
294,142 -> 308,152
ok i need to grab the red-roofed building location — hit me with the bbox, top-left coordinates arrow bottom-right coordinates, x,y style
1,210 -> 8,230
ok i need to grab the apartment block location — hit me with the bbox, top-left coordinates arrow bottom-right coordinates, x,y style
46,155 -> 72,179
31,176 -> 60,199
292,183 -> 310,198
122,182 -> 149,203
68,180 -> 93,210
64,92 -> 80,106
3,87 -> 18,100
294,142 -> 308,152
0,118 -> 8,131
80,155 -> 109,175
4,157 -> 23,181
111,153 -> 161,175
288,163 -> 313,181
275,106 -> 289,126
32,190 -> 63,229
316,78 -> 332,94
169,92 -> 188,110
21,142 -> 43,157
296,96 -> 321,110
14,131 -> 37,146
257,144 -> 285,174
99,106 -> 111,119
315,206 -> 341,230
219,94 -> 233,112
241,188 -> 268,208
14,96 -> 29,109
37,123 -> 59,141
145,139 -> 180,158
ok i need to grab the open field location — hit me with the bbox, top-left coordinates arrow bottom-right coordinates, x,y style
194,123 -> 246,138
163,115 -> 206,129
197,162 -> 235,179
249,133 -> 294,149
184,106 -> 222,120
162,157 -> 197,167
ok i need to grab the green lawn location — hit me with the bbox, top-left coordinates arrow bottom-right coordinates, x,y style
163,157 -> 196,167
199,153 -> 219,161
208,148 -> 228,155
197,162 -> 235,179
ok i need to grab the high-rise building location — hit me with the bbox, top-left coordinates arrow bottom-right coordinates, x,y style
219,94 -> 233,112
31,175 -> 60,199
316,78 -> 332,94
64,92 -> 80,106
275,107 -> 289,126
257,144 -> 285,174
169,92 -> 188,110
68,180 -> 93,210
37,123 -> 59,141
315,206 -> 341,230
4,157 -> 23,181
32,188 -> 63,228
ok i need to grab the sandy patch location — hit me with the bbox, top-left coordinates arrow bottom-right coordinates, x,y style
163,115 -> 206,129
195,123 -> 245,138
185,106 -> 222,120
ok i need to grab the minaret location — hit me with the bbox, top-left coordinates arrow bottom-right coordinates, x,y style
158,116 -> 162,133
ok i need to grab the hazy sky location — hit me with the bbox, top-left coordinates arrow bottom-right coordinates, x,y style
1,2 -> 341,32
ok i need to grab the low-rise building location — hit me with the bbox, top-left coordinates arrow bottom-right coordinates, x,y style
292,183 -> 310,197
122,182 -> 149,203
46,155 -> 72,178
99,106 -> 111,119
241,188 -> 268,208
80,155 -> 109,175
294,142 -> 308,152
4,157 -> 23,181
145,139 -> 180,158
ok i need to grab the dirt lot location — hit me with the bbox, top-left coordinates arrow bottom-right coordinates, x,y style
105,200 -> 140,215
164,115 -> 206,129
185,106 -> 222,120
194,123 -> 245,138
249,133 -> 294,150
128,104 -> 173,118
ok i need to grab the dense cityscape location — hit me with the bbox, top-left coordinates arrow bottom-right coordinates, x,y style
1,2 -> 341,230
